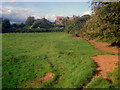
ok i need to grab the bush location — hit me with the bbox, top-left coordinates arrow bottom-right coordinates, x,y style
64,15 -> 91,35
79,2 -> 120,46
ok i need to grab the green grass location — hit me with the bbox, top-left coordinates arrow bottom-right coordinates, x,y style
2,32 -> 105,88
107,68 -> 120,88
86,77 -> 111,88
86,67 -> 120,89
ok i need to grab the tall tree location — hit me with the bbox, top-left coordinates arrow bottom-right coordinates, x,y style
2,19 -> 11,33
64,15 -> 91,34
25,16 -> 35,26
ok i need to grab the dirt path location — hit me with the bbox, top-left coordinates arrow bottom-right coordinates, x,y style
87,39 -> 119,79
71,36 -> 119,53
91,55 -> 118,79
71,36 -> 119,80
88,40 -> 119,54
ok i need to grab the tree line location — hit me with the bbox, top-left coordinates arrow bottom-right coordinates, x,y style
2,17 -> 64,33
63,2 -> 120,47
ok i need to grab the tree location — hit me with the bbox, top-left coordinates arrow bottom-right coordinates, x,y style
64,15 -> 91,35
81,1 -> 120,46
25,16 -> 35,26
0,17 -> 2,24
79,15 -> 91,23
62,19 -> 67,26
67,16 -> 69,20
12,23 -> 25,28
0,24 -> 1,33
2,19 -> 11,33
18,23 -> 25,28
93,2 -> 120,45
31,18 -> 52,29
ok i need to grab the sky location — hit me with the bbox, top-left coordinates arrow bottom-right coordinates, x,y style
1,0 -> 92,23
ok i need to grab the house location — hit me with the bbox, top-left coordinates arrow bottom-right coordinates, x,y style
56,15 -> 76,24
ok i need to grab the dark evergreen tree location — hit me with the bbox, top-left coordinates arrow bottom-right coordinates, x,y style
2,19 -> 11,33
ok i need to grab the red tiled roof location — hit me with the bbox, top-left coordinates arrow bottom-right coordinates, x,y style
56,16 -> 74,24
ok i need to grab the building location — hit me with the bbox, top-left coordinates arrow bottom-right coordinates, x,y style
56,15 -> 76,24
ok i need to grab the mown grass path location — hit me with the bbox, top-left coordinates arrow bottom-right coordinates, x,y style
2,33 -> 106,88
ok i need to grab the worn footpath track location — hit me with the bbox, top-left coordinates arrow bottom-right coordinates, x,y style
71,36 -> 119,88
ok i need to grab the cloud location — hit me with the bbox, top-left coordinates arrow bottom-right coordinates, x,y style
1,6 -> 93,23
2,6 -> 57,23
80,11 -> 92,16
3,0 -> 89,2
32,13 -> 56,22
50,14 -> 56,21
2,6 -> 32,22
44,14 -> 56,21
8,0 -> 16,3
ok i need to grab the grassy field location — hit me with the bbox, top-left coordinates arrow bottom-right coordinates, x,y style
2,32 -> 107,88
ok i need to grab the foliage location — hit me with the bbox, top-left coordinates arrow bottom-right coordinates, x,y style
0,24 -> 1,33
2,19 -> 11,33
79,2 -> 120,46
2,33 -> 104,88
2,17 -> 64,33
0,17 -> 1,22
31,18 -> 53,29
25,16 -> 35,26
62,19 -> 67,26
64,15 -> 91,35
62,2 -> 120,46
12,23 -> 25,28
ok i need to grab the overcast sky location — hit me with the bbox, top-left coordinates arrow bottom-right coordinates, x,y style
1,1 -> 92,23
